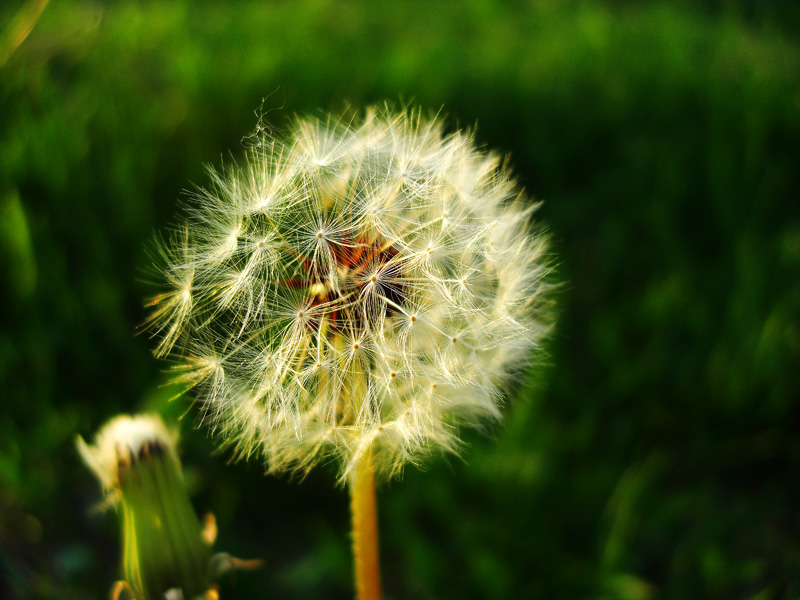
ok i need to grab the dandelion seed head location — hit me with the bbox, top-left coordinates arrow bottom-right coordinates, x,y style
146,106 -> 554,481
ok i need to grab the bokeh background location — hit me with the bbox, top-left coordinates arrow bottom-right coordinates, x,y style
2,0 -> 800,598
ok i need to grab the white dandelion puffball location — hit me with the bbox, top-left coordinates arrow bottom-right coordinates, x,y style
146,107 -> 553,480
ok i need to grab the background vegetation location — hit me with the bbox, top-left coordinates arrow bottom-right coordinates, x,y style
2,0 -> 799,598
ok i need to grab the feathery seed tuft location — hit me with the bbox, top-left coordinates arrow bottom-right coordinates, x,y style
146,106 -> 554,480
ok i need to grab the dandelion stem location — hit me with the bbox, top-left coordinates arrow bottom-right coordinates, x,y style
351,447 -> 382,600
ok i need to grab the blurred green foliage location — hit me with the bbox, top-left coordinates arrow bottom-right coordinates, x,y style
2,0 -> 799,598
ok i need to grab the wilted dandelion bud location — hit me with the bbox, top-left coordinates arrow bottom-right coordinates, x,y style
146,106 -> 553,481
77,415 -> 254,600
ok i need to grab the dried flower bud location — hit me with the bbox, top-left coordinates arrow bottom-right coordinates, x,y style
78,415 -> 219,600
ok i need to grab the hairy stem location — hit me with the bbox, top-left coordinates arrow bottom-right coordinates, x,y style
351,447 -> 382,600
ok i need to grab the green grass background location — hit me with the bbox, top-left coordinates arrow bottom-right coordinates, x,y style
2,1 -> 799,598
